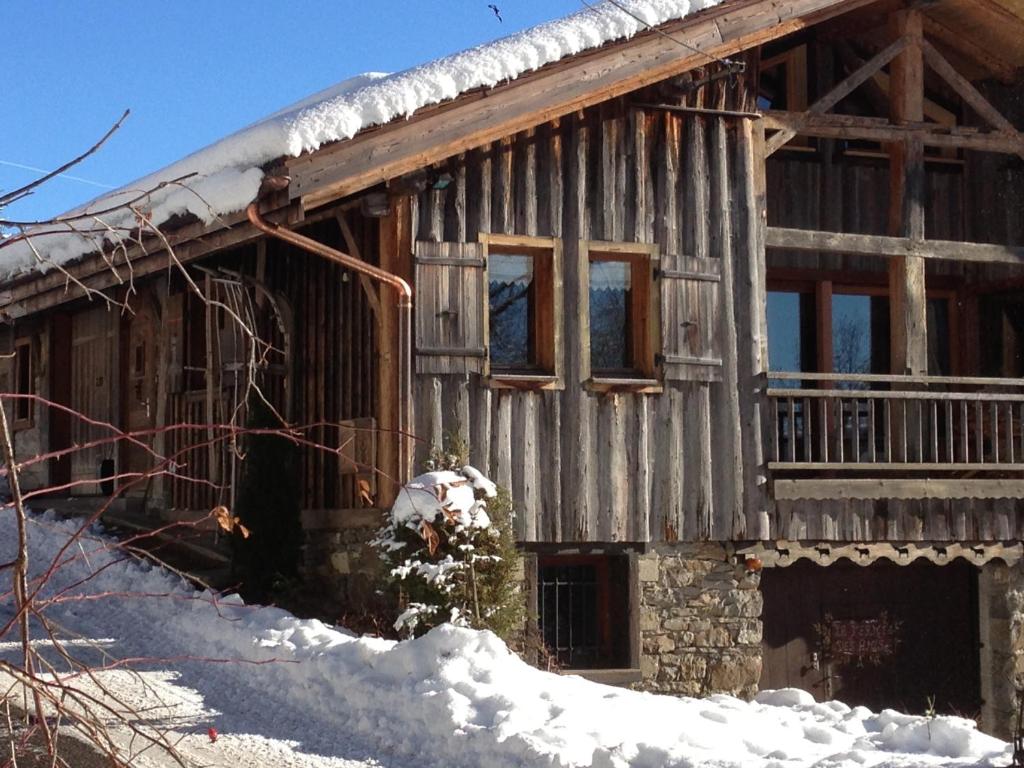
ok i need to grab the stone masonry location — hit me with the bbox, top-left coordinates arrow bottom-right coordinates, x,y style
979,559 -> 1024,739
638,543 -> 763,698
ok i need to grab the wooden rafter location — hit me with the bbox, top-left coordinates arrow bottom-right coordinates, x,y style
919,38 -> 1019,137
764,18 -> 1024,160
921,16 -> 1019,85
764,35 -> 908,154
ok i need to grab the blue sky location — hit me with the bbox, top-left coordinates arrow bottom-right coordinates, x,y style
2,1 -> 583,223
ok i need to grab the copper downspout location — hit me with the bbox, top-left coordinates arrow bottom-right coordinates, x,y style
245,201 -> 413,486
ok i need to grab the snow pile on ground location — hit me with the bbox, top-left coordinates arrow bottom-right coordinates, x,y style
1,0 -> 722,280
0,510 -> 1012,767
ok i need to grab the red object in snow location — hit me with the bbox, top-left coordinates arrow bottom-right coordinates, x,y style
208,727 -> 218,743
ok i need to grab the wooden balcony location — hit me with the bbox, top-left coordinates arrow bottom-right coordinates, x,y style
766,372 -> 1024,501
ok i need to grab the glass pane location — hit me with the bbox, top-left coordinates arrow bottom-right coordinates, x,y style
832,294 -> 889,382
589,259 -> 632,371
767,290 -> 818,392
489,253 -> 534,369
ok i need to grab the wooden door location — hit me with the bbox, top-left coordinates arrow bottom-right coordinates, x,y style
122,300 -> 159,489
760,559 -> 980,716
69,306 -> 116,495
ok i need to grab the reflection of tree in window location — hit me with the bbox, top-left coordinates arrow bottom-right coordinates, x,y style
832,314 -> 869,377
590,259 -> 632,372
489,253 -> 535,369
832,295 -> 889,387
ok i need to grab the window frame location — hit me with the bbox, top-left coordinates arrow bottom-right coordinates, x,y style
580,240 -> 661,392
481,233 -> 563,390
12,336 -> 34,430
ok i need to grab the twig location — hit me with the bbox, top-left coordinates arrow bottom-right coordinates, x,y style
0,110 -> 129,209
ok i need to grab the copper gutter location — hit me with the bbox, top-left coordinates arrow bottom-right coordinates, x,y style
246,199 -> 413,485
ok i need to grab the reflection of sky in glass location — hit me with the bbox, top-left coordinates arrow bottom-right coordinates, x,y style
767,292 -> 802,372
489,253 -> 533,368
832,294 -> 871,375
590,260 -> 631,371
489,253 -> 532,284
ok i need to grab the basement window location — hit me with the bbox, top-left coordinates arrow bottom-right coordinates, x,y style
485,234 -> 563,386
582,241 -> 660,388
537,554 -> 633,672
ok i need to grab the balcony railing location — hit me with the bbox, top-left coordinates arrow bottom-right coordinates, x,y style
767,372 -> 1024,473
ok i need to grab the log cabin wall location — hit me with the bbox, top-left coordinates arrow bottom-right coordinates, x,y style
409,75 -> 769,545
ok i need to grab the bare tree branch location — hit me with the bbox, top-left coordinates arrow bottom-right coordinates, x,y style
0,110 -> 129,209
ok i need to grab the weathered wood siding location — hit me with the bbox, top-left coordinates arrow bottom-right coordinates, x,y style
69,305 -> 118,495
411,81 -> 768,544
766,152 -> 969,277
773,496 -> 1024,542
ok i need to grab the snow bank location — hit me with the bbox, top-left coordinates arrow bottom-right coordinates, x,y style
1,0 -> 722,280
0,511 -> 1010,768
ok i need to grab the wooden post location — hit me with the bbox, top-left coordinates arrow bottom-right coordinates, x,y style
888,9 -> 928,376
377,195 -> 412,507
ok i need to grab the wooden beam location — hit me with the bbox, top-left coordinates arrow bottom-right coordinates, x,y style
920,37 -> 1022,141
773,477 -> 1024,501
765,226 -> 1024,265
889,9 -> 927,377
291,0 -> 879,209
762,110 -> 1024,154
764,35 -> 909,155
336,213 -> 382,320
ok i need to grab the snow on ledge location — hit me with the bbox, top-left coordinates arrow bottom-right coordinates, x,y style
0,0 -> 723,282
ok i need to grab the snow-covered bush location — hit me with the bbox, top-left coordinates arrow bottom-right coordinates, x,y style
374,452 -> 523,640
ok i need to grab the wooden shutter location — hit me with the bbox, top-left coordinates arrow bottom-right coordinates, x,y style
414,241 -> 487,374
660,255 -> 723,382
339,416 -> 378,502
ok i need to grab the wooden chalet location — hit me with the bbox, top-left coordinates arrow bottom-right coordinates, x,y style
4,0 -> 1024,736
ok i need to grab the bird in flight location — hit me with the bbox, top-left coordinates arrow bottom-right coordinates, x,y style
488,4 -> 502,22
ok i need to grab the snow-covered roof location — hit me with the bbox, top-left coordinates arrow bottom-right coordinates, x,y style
1,0 -> 724,282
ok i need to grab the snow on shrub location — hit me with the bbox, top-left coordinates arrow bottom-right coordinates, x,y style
374,453 -> 523,640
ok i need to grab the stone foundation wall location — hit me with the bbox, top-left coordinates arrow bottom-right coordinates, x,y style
300,510 -> 386,619
637,543 -> 762,698
979,560 -> 1024,739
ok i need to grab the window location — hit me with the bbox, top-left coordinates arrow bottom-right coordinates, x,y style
581,241 -> 659,385
537,554 -> 632,670
484,234 -> 562,381
13,337 -> 33,428
767,279 -> 955,379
